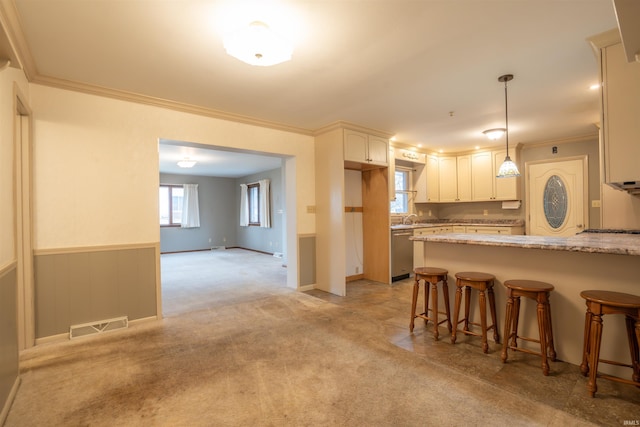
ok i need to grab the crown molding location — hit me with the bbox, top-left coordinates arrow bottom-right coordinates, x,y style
520,132 -> 599,150
313,120 -> 393,138
31,74 -> 315,136
0,0 -> 37,77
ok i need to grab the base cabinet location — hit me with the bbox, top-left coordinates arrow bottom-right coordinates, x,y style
463,225 -> 524,235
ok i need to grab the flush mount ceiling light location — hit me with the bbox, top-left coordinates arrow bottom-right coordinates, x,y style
493,74 -> 520,178
177,158 -> 196,168
482,128 -> 506,140
223,21 -> 293,66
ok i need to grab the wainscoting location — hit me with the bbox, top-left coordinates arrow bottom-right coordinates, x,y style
0,262 -> 18,425
298,234 -> 316,288
33,244 -> 158,339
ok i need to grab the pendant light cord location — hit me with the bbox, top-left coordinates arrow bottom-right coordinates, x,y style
504,79 -> 509,157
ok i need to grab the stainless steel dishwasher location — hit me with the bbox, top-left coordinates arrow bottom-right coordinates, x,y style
391,229 -> 414,281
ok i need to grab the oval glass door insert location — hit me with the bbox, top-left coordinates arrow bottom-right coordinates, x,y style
543,175 -> 567,229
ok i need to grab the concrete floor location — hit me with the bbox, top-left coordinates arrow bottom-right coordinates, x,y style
5,249 -> 640,426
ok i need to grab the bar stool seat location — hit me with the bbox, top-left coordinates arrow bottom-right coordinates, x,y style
451,271 -> 499,353
410,267 -> 452,340
579,290 -> 640,397
501,280 -> 557,376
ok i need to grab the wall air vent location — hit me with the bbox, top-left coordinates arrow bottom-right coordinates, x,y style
69,316 -> 128,339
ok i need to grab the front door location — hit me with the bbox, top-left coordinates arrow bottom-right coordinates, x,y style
526,157 -> 588,237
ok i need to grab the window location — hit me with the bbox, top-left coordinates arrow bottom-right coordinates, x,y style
159,185 -> 184,226
390,168 -> 411,214
248,183 -> 260,226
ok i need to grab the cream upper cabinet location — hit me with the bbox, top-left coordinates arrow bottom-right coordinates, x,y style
438,156 -> 458,202
344,129 -> 389,166
492,149 -> 519,200
456,155 -> 472,201
601,41 -> 640,184
425,154 -> 439,202
471,149 -> 519,201
438,155 -> 470,202
471,151 -> 494,200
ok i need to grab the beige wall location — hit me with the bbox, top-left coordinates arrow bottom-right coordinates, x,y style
31,85 -> 316,250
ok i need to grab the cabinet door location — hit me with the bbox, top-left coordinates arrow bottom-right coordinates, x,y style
471,151 -> 494,201
493,149 -> 518,200
426,154 -> 439,202
603,42 -> 640,183
438,156 -> 458,202
344,129 -> 368,163
367,135 -> 389,166
456,155 -> 472,201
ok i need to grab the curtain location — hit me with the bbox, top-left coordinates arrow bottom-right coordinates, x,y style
259,179 -> 271,228
181,184 -> 200,228
239,183 -> 249,227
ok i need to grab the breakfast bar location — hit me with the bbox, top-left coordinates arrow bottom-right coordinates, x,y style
411,230 -> 640,376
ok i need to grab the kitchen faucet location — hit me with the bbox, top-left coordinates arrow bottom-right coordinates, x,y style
402,214 -> 418,225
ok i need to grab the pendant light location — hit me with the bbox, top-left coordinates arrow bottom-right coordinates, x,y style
495,74 -> 520,178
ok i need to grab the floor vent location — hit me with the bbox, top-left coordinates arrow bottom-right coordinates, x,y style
69,316 -> 128,339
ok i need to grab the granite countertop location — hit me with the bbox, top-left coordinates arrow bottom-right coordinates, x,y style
410,232 -> 640,256
391,219 -> 524,230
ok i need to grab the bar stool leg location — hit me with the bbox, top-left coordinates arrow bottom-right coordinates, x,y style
546,295 -> 557,361
587,311 -> 604,397
625,315 -> 640,383
501,291 -> 514,363
537,297 -> 550,376
511,296 -> 521,349
580,306 -> 593,376
479,289 -> 489,353
423,279 -> 430,326
488,286 -> 499,344
431,281 -> 439,340
463,286 -> 471,332
442,278 -> 452,333
410,277 -> 420,332
451,282 -> 463,344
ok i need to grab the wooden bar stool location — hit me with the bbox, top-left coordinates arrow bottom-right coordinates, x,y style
579,290 -> 640,397
500,280 -> 557,376
451,271 -> 499,353
410,267 -> 452,340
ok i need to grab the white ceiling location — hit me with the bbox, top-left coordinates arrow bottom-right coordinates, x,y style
3,0 -> 621,176
159,140 -> 283,178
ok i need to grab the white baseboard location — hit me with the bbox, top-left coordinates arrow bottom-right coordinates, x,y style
298,284 -> 315,292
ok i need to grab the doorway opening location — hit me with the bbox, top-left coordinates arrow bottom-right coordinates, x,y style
158,140 -> 292,317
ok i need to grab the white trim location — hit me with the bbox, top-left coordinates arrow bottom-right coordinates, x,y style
298,284 -> 315,292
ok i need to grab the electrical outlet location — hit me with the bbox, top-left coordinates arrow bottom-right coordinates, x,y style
483,210 -> 488,216
355,266 -> 360,274
208,238 -> 212,243
223,237 -> 226,242
592,200 -> 601,208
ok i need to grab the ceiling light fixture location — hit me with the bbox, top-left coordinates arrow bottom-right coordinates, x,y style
223,21 -> 293,66
494,74 -> 520,178
177,158 -> 197,168
482,128 -> 506,140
